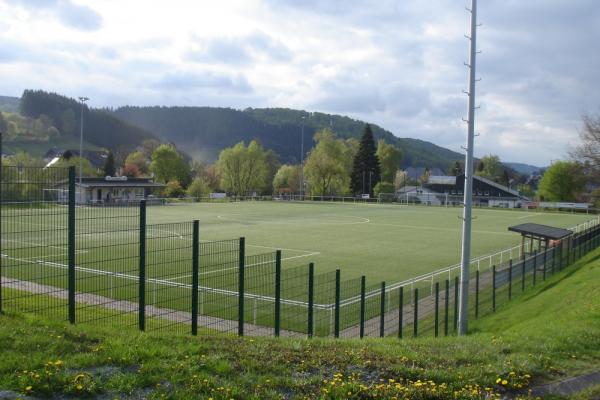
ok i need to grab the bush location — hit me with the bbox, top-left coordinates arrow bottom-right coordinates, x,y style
186,177 -> 211,200
374,182 -> 395,198
164,180 -> 184,198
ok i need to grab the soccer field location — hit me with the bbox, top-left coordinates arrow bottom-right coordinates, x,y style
145,201 -> 594,283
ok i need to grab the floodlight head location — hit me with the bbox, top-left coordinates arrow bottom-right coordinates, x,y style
78,96 -> 89,102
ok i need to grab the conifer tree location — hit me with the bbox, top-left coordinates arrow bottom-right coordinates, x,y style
350,124 -> 381,196
103,151 -> 116,176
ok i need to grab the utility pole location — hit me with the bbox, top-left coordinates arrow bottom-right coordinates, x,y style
78,96 -> 89,196
300,115 -> 305,198
458,0 -> 479,336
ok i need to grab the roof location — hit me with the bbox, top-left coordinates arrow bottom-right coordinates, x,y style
474,174 -> 521,197
508,223 -> 573,240
78,182 -> 164,188
428,175 -> 457,185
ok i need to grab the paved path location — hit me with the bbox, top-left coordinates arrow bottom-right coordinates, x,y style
1,277 -> 304,337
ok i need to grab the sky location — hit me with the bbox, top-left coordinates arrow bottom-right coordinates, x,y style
0,0 -> 599,166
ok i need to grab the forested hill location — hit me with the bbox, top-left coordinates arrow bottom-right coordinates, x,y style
111,106 -> 464,169
19,90 -> 158,156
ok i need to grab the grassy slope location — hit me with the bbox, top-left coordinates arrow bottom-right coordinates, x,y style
1,248 -> 600,399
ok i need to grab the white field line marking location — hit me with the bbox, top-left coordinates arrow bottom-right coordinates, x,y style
1,238 -> 72,250
20,250 -> 88,260
9,220 -> 68,229
168,251 -> 321,282
217,213 -> 370,226
367,222 -> 514,236
516,213 -> 543,219
2,254 -> 330,309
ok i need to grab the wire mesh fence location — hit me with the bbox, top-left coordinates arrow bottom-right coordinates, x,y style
3,165 -> 600,340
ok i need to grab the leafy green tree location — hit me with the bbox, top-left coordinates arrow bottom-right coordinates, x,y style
164,180 -> 184,198
273,164 -> 301,194
217,140 -> 268,195
304,129 -> 348,196
374,182 -> 395,198
263,149 -> 281,194
394,170 -> 407,190
186,176 -> 211,200
103,152 -> 116,176
125,151 -> 149,174
517,183 -> 535,199
54,156 -> 98,177
376,140 -> 401,183
538,161 -> 586,201
475,154 -> 503,181
150,144 -> 190,186
350,124 -> 381,196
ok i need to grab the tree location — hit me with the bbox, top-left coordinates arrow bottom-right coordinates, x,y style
376,140 -> 401,183
393,170 -> 407,190
273,164 -> 301,194
103,151 -> 116,176
450,161 -> 463,176
54,156 -> 98,177
122,163 -> 141,177
0,112 -> 7,134
125,151 -> 149,174
304,129 -> 348,196
263,149 -> 281,194
419,167 -> 431,185
150,144 -> 190,186
374,182 -> 395,198
164,180 -> 185,198
217,140 -> 268,195
538,161 -> 586,202
350,124 -> 381,196
475,154 -> 503,181
572,113 -> 600,182
186,176 -> 211,200
517,183 -> 535,199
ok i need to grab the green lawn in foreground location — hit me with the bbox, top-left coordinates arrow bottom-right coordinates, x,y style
145,201 -> 594,283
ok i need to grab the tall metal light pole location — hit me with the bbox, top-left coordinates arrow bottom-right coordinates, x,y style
300,115 -> 306,198
458,0 -> 479,336
78,96 -> 89,188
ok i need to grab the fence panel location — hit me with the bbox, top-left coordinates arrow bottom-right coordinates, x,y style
0,166 -> 71,319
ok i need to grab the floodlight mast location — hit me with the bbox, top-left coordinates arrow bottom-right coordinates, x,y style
458,0 -> 479,336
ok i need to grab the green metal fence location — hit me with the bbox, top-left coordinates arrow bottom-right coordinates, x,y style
2,164 -> 600,339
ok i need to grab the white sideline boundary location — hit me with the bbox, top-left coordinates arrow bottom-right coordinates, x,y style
1,254 -> 332,310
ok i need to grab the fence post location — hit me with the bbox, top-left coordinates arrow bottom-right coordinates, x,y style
307,263 -> 314,338
398,286 -> 403,339
532,250 -> 537,286
551,246 -> 555,275
508,260 -> 513,300
444,279 -> 449,336
238,237 -> 245,337
138,200 -> 146,332
434,282 -> 439,337
67,167 -> 76,324
543,248 -> 547,281
567,236 -> 572,266
475,270 -> 479,319
191,220 -> 199,336
521,258 -> 526,292
359,276 -> 366,339
492,265 -> 496,312
274,250 -> 282,337
453,276 -> 459,331
413,287 -> 419,337
334,269 -> 340,338
379,281 -> 385,337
